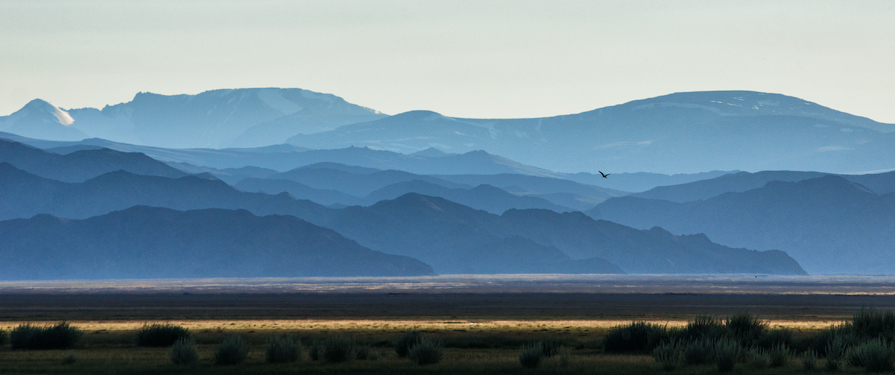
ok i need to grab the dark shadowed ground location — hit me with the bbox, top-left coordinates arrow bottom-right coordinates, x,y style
3,274 -> 895,322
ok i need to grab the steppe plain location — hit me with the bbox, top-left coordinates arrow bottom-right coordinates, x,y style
2,274 -> 895,374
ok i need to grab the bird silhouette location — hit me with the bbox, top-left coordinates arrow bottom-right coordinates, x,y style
599,171 -> 610,178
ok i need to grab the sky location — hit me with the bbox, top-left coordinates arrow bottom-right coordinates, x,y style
1,0 -> 894,122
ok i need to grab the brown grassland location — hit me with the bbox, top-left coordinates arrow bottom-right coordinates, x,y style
2,274 -> 895,374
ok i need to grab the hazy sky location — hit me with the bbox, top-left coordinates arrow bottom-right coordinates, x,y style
2,0 -> 893,122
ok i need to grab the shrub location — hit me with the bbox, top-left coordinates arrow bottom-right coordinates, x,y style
825,334 -> 848,371
266,335 -> 300,363
852,308 -> 895,342
408,337 -> 444,365
725,313 -> 766,346
170,337 -> 199,365
322,336 -> 356,363
682,339 -> 714,365
0,330 -> 7,346
713,339 -> 741,372
214,336 -> 249,365
747,348 -> 768,370
62,353 -> 77,365
767,343 -> 790,368
679,315 -> 728,341
713,338 -> 742,373
652,341 -> 680,371
356,345 -> 379,360
540,337 -> 562,357
395,331 -> 422,358
558,346 -> 570,368
137,324 -> 192,347
519,342 -> 545,368
757,328 -> 792,349
810,323 -> 857,356
801,350 -> 818,371
602,321 -> 667,353
849,338 -> 895,372
308,341 -> 321,361
10,322 -> 82,350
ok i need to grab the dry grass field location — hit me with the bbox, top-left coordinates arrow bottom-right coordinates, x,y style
2,275 -> 895,374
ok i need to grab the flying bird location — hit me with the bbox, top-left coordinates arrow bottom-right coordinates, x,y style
599,171 -> 610,178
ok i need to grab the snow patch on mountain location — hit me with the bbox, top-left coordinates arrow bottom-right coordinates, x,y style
257,88 -> 303,115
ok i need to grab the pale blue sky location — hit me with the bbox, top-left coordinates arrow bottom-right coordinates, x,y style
2,0 -> 893,122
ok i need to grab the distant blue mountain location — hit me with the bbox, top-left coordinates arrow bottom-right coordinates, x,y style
323,194 -> 805,275
588,175 -> 895,274
0,88 -> 386,148
288,91 -> 895,174
628,169 -> 895,203
0,206 -> 434,280
0,99 -> 86,141
0,138 -> 186,182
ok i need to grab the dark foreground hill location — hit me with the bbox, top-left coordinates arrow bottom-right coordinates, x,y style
0,206 -> 434,280
0,138 -> 186,182
323,194 -> 806,275
589,175 -> 895,274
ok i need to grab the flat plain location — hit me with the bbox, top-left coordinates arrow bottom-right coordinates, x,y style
2,274 -> 895,374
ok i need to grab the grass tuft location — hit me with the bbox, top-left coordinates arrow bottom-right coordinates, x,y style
321,336 -> 356,363
10,322 -> 82,350
713,338 -> 742,373
395,331 -> 422,358
136,324 -> 191,347
682,338 -> 714,365
519,342 -> 545,368
767,343 -> 790,368
725,312 -> 767,346
408,337 -> 444,365
265,335 -> 300,363
214,336 -> 249,365
170,337 -> 199,365
651,340 -> 680,371
849,338 -> 895,372
602,321 -> 667,353
801,350 -> 818,371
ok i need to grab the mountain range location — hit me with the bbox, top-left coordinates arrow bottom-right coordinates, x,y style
0,88 -> 386,148
0,137 -> 804,275
322,194 -> 805,275
588,174 -> 895,274
5,89 -> 894,174
286,91 -> 895,174
3,86 -> 893,277
0,206 -> 433,280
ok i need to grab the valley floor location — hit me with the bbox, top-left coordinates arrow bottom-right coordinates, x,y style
2,274 -> 895,374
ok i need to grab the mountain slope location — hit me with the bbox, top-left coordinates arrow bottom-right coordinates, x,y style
361,181 -> 571,214
269,167 -> 469,197
288,91 -> 895,174
497,210 -> 806,275
0,138 -> 186,182
0,163 -> 331,223
235,178 -> 358,206
0,99 -> 87,142
0,206 -> 434,280
322,193 -> 805,275
1,88 -> 386,148
628,170 -> 895,203
325,194 -> 622,275
588,175 -> 895,273
435,173 -> 626,210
